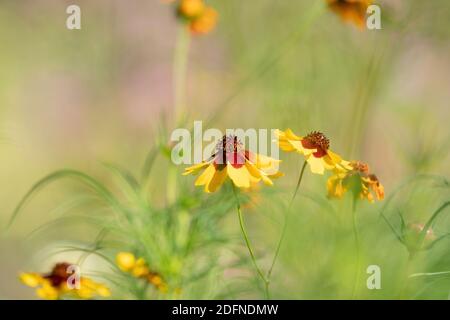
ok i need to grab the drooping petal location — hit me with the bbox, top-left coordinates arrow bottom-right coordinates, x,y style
306,155 -> 326,174
227,163 -> 251,189
183,162 -> 210,176
19,273 -> 44,288
194,163 -> 215,186
206,166 -> 228,193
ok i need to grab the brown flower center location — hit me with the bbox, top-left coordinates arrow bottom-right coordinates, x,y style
44,262 -> 72,288
216,135 -> 243,153
214,135 -> 246,168
302,131 -> 330,158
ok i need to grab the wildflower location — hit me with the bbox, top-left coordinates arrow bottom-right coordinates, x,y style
275,129 -> 351,175
189,7 -> 218,34
327,161 -> 384,202
327,0 -> 372,29
176,0 -> 218,35
116,252 -> 167,292
19,262 -> 110,300
178,0 -> 205,19
183,135 -> 283,193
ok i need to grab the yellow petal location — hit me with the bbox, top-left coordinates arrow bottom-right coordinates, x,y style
260,174 -> 273,186
227,164 -> 251,189
19,273 -> 44,288
194,163 -> 215,186
36,282 -> 59,300
306,156 -> 325,174
284,128 -> 302,141
183,162 -> 209,176
205,166 -> 228,193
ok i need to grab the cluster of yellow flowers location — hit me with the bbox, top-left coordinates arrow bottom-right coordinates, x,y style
116,252 -> 168,293
173,0 -> 218,35
20,262 -> 110,300
184,130 -> 384,203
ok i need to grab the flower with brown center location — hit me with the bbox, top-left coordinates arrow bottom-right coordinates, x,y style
183,135 -> 283,193
19,262 -> 110,300
275,128 -> 351,174
327,160 -> 384,202
327,0 -> 372,29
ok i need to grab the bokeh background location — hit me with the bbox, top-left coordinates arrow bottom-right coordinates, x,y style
1,0 -> 449,299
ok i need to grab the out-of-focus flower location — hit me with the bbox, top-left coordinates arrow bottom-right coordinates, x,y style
175,0 -> 218,35
183,135 -> 283,193
327,161 -> 384,202
189,7 -> 218,34
276,129 -> 351,175
116,252 -> 167,292
19,262 -> 110,300
327,0 -> 372,29
178,0 -> 205,19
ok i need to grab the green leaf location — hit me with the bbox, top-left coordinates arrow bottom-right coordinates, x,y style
6,169 -> 123,230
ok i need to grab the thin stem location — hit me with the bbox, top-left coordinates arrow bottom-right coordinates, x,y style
167,25 -> 190,204
398,252 -> 415,299
350,197 -> 360,299
173,24 -> 190,123
266,161 -> 308,283
231,183 -> 269,299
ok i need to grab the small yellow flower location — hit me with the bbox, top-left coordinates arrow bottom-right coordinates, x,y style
327,0 -> 372,29
116,252 -> 136,272
275,129 -> 351,175
174,0 -> 218,35
19,262 -> 110,300
115,253 -> 168,292
189,7 -> 218,35
327,161 -> 384,202
178,0 -> 205,19
131,258 -> 150,278
183,135 -> 283,193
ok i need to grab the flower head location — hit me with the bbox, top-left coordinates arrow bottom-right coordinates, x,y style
183,135 -> 283,193
178,0 -> 205,19
327,160 -> 384,202
176,0 -> 218,35
327,0 -> 372,29
116,252 -> 167,292
19,262 -> 110,300
275,128 -> 351,174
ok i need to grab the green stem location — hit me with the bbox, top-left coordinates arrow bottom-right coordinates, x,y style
266,161 -> 307,290
231,183 -> 269,299
350,198 -> 360,299
398,252 -> 415,299
173,24 -> 190,124
167,25 -> 190,204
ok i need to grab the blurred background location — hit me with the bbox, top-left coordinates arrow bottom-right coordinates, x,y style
1,0 -> 449,299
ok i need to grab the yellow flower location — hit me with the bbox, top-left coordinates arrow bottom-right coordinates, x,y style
116,252 -> 136,272
19,262 -> 110,300
189,7 -> 218,34
183,135 -> 283,193
115,253 -> 168,292
275,129 -> 351,175
327,161 -> 384,202
131,258 -> 150,278
327,0 -> 372,29
178,0 -> 205,19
